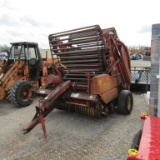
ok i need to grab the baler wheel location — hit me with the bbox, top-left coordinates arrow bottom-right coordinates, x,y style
118,90 -> 133,115
8,80 -> 33,107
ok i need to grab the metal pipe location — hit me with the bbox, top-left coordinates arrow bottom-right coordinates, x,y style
49,25 -> 100,38
64,64 -> 101,68
60,59 -> 100,64
52,48 -> 103,56
58,54 -> 100,60
51,37 -> 101,47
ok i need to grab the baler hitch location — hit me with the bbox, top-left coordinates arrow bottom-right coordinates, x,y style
23,106 -> 53,139
23,81 -> 71,138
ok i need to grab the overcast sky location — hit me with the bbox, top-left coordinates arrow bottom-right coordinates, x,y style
0,0 -> 159,48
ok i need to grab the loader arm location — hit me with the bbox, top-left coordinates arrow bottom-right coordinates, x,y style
0,60 -> 27,100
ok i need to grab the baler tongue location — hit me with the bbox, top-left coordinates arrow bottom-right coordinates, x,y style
23,81 -> 71,138
23,106 -> 51,139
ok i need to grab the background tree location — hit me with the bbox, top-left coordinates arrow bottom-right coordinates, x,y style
0,45 -> 10,52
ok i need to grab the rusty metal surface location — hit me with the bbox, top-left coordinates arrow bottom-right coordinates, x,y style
101,88 -> 118,104
70,92 -> 97,102
91,74 -> 118,94
23,80 -> 71,134
45,69 -> 62,87
49,25 -> 131,90
49,25 -> 106,89
102,28 -> 131,89
57,99 -> 104,118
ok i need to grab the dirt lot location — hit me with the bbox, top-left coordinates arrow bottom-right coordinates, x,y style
0,92 -> 149,160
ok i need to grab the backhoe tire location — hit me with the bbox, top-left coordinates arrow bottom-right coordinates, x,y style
6,87 -> 13,102
8,80 -> 33,107
5,94 -> 11,101
118,90 -> 133,115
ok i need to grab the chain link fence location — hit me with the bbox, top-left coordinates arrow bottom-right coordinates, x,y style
131,67 -> 151,92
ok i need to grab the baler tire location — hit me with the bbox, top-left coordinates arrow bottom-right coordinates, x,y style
8,80 -> 33,107
118,90 -> 133,115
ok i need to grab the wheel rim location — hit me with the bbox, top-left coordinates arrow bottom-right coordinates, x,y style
20,87 -> 32,101
127,96 -> 132,111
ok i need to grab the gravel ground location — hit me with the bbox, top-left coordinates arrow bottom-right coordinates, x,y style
0,92 -> 149,160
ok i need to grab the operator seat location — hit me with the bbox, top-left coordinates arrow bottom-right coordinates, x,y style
29,58 -> 40,80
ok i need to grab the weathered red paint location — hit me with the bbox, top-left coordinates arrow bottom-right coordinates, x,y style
128,116 -> 160,160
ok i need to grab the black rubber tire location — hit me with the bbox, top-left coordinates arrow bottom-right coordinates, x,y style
5,93 -> 11,101
118,90 -> 133,115
5,86 -> 13,102
8,80 -> 33,107
131,129 -> 142,150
